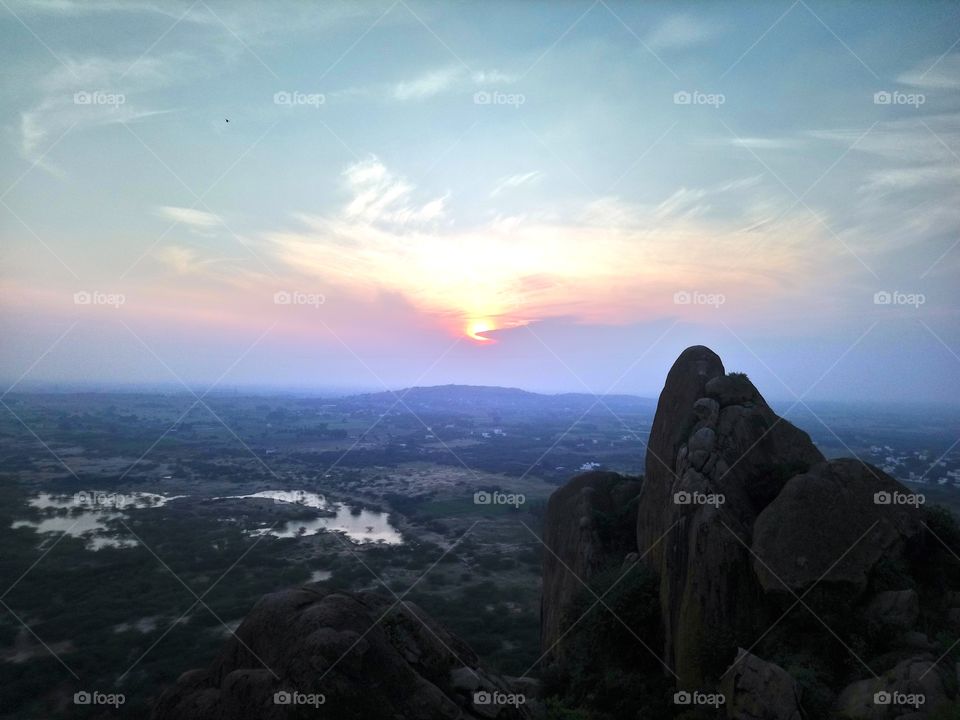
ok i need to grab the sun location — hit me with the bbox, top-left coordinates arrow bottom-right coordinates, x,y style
466,319 -> 495,343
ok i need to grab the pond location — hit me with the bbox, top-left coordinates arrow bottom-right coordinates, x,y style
214,490 -> 403,545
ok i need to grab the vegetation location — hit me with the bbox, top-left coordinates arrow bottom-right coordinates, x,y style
542,564 -> 674,719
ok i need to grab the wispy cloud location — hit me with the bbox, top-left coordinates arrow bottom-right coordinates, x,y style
340,156 -> 447,224
156,206 -> 223,231
261,157 -> 831,335
343,66 -> 519,102
645,13 -> 724,51
490,171 -> 543,198
392,66 -> 463,100
14,53 -> 183,172
898,54 -> 960,90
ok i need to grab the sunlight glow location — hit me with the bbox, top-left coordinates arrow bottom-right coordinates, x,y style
466,319 -> 495,343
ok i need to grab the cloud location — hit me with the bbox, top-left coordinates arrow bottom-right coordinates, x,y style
14,53 -> 183,172
645,13 -> 723,51
490,171 -> 543,198
700,136 -> 800,151
348,66 -> 518,103
262,158 -> 834,337
392,67 -> 464,100
898,54 -> 960,90
340,156 -> 447,224
156,206 -> 223,230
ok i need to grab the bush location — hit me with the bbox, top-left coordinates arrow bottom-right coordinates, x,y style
541,563 -> 674,719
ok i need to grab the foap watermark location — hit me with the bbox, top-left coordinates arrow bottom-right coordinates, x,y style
473,691 -> 526,708
873,690 -> 924,709
74,290 -> 125,308
74,691 -> 125,708
673,690 -> 725,708
874,490 -> 924,507
873,290 -> 925,308
474,490 -> 525,508
674,290 -> 725,308
73,90 -> 125,107
673,490 -> 725,508
273,690 -> 325,707
274,90 -> 325,108
473,90 -> 525,108
271,490 -> 323,505
76,491 -> 136,509
874,90 -> 925,108
274,290 -> 325,308
674,90 -> 725,108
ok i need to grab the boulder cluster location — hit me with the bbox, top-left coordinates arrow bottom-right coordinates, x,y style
544,346 -> 955,718
155,346 -> 959,719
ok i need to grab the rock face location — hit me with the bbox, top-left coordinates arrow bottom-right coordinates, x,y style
720,649 -> 803,720
753,460 -> 923,596
152,587 -> 533,720
636,347 -> 826,686
834,656 -> 950,719
540,470 -> 642,658
865,590 -> 920,631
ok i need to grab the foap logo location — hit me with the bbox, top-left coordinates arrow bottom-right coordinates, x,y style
673,690 -> 725,708
273,690 -> 325,707
873,690 -> 925,709
73,290 -> 125,308
273,290 -> 325,308
673,90 -> 725,107
873,90 -> 925,108
76,491 -> 135,509
73,90 -> 125,107
673,490 -> 725,508
74,691 -> 125,708
873,290 -> 925,308
474,490 -> 525,508
874,490 -> 925,507
673,290 -> 726,308
473,690 -> 526,708
274,90 -> 325,108
473,90 -> 525,108
272,490 -> 321,505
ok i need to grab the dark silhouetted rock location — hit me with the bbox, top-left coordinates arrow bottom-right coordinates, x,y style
865,590 -> 920,631
834,656 -> 949,719
720,649 -> 803,720
152,587 -> 534,720
752,460 -> 922,596
540,470 -> 642,658
635,346 -> 823,686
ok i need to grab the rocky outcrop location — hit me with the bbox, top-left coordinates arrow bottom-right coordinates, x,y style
152,587 -> 534,720
752,460 -> 923,596
834,656 -> 951,719
540,470 -> 642,658
865,590 -> 920,631
720,649 -> 803,720
636,347 -> 825,686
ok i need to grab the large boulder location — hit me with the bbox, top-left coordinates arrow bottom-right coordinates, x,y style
720,649 -> 803,720
752,460 -> 923,596
834,656 -> 951,719
540,471 -> 642,658
865,590 -> 920,631
152,587 -> 534,720
635,348 -> 824,686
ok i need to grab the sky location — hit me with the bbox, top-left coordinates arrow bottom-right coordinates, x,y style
1,0 -> 959,403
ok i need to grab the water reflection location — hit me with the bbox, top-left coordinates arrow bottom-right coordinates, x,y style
216,490 -> 402,544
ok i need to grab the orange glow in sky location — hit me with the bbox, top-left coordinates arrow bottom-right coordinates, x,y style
466,319 -> 495,343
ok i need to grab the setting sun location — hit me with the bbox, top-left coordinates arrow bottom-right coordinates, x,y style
466,319 -> 495,343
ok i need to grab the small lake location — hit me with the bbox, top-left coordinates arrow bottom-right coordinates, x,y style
215,490 -> 403,545
13,489 -> 403,550
11,492 -> 185,550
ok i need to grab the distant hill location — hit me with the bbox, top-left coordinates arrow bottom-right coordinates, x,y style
337,384 -> 657,416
